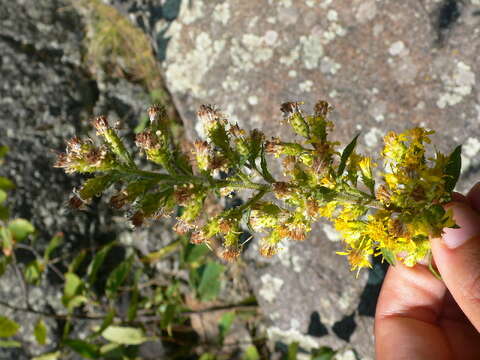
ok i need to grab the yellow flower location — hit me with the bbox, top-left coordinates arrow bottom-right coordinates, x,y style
359,156 -> 374,179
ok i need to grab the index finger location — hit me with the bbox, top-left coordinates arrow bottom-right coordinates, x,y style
375,263 -> 451,360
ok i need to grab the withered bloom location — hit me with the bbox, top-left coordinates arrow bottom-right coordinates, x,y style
190,231 -> 207,244
135,130 -> 160,150
93,116 -> 110,135
147,105 -> 166,123
259,243 -> 278,257
280,101 -> 302,116
110,191 -> 129,209
314,100 -> 334,117
130,211 -> 144,228
273,182 -> 293,200
219,246 -> 241,262
173,219 -> 194,235
69,195 -> 86,209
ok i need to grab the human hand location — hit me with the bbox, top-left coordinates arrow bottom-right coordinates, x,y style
375,184 -> 480,360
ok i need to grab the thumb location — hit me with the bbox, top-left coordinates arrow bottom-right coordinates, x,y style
430,202 -> 480,331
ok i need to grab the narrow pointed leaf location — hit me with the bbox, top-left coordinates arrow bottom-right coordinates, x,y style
444,145 -> 462,192
337,134 -> 359,176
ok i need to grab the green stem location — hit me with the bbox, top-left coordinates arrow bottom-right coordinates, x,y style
115,168 -> 270,192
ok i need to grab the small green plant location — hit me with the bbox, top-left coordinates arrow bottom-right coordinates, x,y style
55,101 -> 461,274
1,145 -> 263,359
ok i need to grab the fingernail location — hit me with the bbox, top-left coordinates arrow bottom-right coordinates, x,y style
443,202 -> 480,249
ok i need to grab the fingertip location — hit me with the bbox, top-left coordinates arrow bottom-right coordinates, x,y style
441,202 -> 480,249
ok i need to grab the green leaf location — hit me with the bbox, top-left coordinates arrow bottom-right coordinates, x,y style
0,227 -> 13,256
44,233 -> 64,261
127,287 -> 139,322
199,355 -> 216,360
106,256 -> 132,298
25,260 -> 43,284
87,242 -> 114,284
0,146 -> 8,159
143,239 -> 181,264
196,262 -> 224,301
0,316 -> 20,337
0,177 -> 15,191
444,145 -> 462,193
184,243 -> 209,264
34,319 -> 47,345
337,134 -> 359,177
90,309 -> 115,339
311,346 -> 337,360
8,218 -> 35,241
64,273 -> 82,298
160,304 -> 176,330
64,339 -> 99,359
66,295 -> 87,312
0,205 -> 9,221
218,311 -> 235,344
260,145 -> 276,183
32,351 -> 61,360
0,340 -> 21,347
380,248 -> 396,266
0,256 -> 10,277
68,250 -> 86,273
242,345 -> 260,360
79,174 -> 115,200
287,342 -> 299,360
0,190 -> 6,204
101,326 -> 149,345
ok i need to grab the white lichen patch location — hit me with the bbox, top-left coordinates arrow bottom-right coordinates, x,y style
288,70 -> 297,78
323,223 -> 342,241
165,31 -> 225,98
180,1 -> 205,25
222,74 -> 242,92
300,34 -> 324,69
356,0 -> 377,23
327,9 -> 338,22
320,57 -> 341,75
264,30 -> 279,46
364,127 -> 384,147
299,80 -> 314,92
259,274 -> 284,302
267,327 -> 319,350
388,41 -> 407,56
212,2 -> 231,25
230,34 -> 274,72
248,95 -> 259,106
437,61 -> 476,108
333,350 -> 358,360
461,137 -> 480,171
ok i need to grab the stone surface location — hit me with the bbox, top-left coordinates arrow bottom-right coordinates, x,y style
105,0 -> 480,358
0,1 -> 171,358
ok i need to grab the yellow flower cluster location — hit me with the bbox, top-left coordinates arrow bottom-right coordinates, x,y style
57,101 -> 461,273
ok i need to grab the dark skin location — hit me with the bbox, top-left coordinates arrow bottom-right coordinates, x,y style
375,184 -> 480,359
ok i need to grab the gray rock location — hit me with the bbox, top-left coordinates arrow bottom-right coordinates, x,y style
106,0 -> 480,358
0,0 -> 170,357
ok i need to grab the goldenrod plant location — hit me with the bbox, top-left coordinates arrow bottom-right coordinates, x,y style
55,101 -> 462,275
